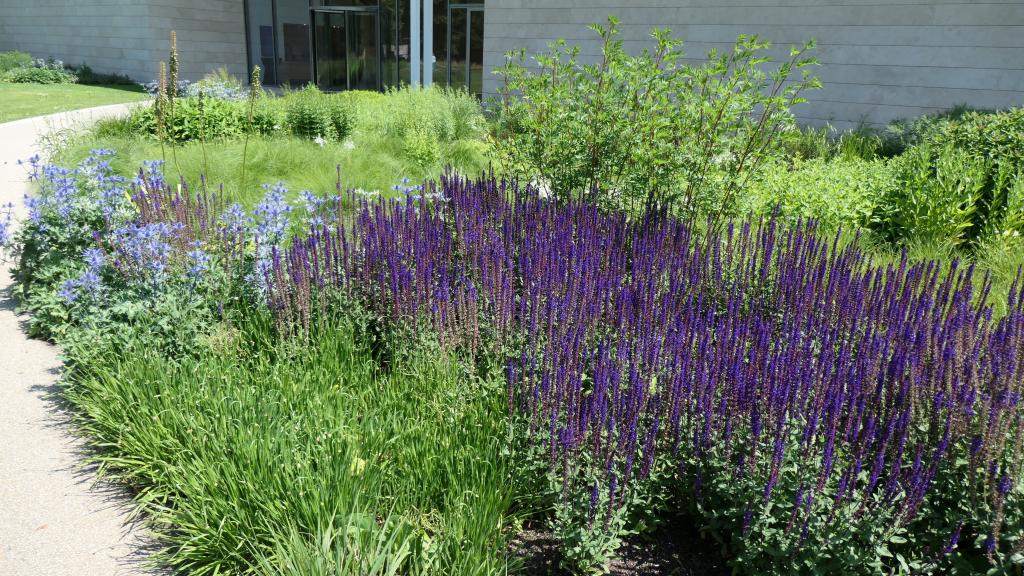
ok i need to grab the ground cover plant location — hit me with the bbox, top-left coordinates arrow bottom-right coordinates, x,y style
0,50 -> 137,85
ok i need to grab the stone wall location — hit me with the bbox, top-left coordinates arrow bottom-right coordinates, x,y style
483,1 -> 1024,128
0,0 -> 247,83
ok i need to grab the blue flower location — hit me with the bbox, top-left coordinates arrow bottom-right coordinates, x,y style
0,202 -> 14,248
76,268 -> 102,299
186,241 -> 211,281
58,279 -> 79,304
83,247 -> 105,270
111,222 -> 175,288
250,184 -> 294,293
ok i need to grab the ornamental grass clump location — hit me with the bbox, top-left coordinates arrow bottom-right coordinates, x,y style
266,175 -> 1024,574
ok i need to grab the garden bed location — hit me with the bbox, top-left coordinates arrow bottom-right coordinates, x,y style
2,22 -> 1024,576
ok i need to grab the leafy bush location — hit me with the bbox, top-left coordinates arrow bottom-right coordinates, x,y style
1,65 -> 77,84
0,50 -> 31,73
185,68 -> 247,101
130,97 -> 279,143
71,63 -> 134,85
743,157 -> 894,229
875,108 -> 1024,247
355,86 -> 488,172
285,85 -> 352,142
881,104 -> 985,157
493,17 -> 820,221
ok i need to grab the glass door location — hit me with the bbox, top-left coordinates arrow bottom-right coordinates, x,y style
314,11 -> 347,89
313,7 -> 380,91
347,11 -> 379,90
448,4 -> 484,96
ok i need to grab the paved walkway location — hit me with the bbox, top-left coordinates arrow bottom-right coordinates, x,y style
0,104 -> 154,576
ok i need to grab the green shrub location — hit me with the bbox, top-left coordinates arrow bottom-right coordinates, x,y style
0,50 -> 31,73
493,17 -> 820,221
72,63 -> 135,85
881,104 -> 985,157
1,65 -> 77,84
875,108 -> 1024,247
743,157 -> 894,229
355,86 -> 486,172
130,96 -> 279,143
875,144 -> 989,247
285,85 -> 352,142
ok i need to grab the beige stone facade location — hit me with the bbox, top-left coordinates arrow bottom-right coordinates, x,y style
0,0 -> 246,83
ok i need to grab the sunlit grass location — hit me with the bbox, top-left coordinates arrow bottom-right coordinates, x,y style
0,82 -> 148,123
57,131 -> 489,210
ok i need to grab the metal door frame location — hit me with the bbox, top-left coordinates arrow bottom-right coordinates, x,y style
447,3 -> 483,90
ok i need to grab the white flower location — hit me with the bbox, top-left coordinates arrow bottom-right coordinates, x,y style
313,135 -> 326,147
343,140 -> 355,150
529,177 -> 552,199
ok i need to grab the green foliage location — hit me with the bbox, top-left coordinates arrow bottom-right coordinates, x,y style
493,17 -> 820,221
0,50 -> 138,88
355,86 -> 488,172
874,144 -> 987,247
782,124 -> 885,162
881,104 -> 985,157
131,96 -> 279,143
62,314 -> 519,575
874,109 -> 1024,248
285,85 -> 353,142
200,66 -> 242,89
0,50 -> 31,73
743,157 -> 895,229
254,513 -> 416,576
71,63 -> 135,85
69,87 -> 490,203
1,65 -> 77,84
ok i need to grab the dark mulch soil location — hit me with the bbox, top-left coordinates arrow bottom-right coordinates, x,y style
509,516 -> 730,575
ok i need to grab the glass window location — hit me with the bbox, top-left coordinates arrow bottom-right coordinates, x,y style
448,4 -> 483,96
469,7 -> 482,96
246,0 -> 276,84
276,0 -> 313,86
432,0 -> 447,86
320,0 -> 378,5
380,0 -> 402,88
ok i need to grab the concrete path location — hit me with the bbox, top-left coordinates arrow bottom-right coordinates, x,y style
0,103 -> 155,576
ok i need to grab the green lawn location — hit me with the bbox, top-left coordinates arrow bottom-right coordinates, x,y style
0,82 -> 149,123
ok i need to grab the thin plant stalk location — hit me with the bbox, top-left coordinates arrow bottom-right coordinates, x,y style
240,65 -> 261,200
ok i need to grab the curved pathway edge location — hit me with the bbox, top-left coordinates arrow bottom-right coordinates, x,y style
0,102 -> 155,576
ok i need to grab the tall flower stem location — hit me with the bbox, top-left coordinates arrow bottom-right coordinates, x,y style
239,66 -> 261,201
